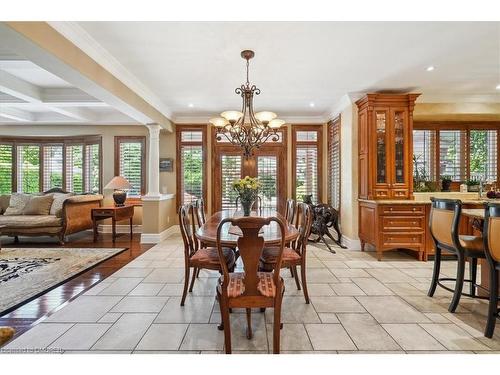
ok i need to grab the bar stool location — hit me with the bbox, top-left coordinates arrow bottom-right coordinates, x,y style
483,203 -> 500,338
427,198 -> 485,312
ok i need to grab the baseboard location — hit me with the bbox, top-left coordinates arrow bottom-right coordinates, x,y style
341,235 -> 362,250
141,225 -> 179,244
98,224 -> 142,234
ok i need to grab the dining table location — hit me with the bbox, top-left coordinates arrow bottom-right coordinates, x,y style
195,209 -> 299,247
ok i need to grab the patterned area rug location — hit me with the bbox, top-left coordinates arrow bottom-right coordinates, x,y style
0,247 -> 126,315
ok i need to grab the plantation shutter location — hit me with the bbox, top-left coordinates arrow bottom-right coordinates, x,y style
181,144 -> 203,205
0,144 -> 13,194
257,155 -> 278,210
85,143 -> 100,193
413,130 -> 437,182
65,144 -> 84,193
469,130 -> 497,182
327,119 -> 341,210
221,155 -> 242,210
17,145 -> 40,193
295,145 -> 319,203
119,141 -> 143,197
439,130 -> 467,181
42,145 -> 63,191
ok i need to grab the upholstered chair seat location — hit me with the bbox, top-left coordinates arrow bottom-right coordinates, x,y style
260,247 -> 301,270
458,235 -> 484,253
191,247 -> 236,270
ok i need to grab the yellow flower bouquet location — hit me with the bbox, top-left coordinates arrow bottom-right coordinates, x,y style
232,176 -> 260,216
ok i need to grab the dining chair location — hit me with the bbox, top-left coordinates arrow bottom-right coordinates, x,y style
178,203 -> 236,306
427,198 -> 485,312
284,198 -> 296,224
194,198 -> 206,228
260,202 -> 313,304
216,215 -> 286,354
483,203 -> 500,338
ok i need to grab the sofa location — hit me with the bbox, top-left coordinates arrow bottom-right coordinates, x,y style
0,189 -> 103,244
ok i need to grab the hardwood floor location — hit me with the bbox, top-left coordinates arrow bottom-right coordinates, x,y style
0,232 -> 153,339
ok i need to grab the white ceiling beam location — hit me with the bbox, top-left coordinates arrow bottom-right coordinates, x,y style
0,69 -> 42,102
0,107 -> 34,122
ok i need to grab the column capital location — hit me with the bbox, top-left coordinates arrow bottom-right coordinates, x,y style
146,123 -> 161,137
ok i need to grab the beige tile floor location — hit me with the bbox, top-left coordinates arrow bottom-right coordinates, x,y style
2,234 -> 500,354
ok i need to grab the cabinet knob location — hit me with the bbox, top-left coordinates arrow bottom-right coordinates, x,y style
412,207 -> 416,211
389,207 -> 393,211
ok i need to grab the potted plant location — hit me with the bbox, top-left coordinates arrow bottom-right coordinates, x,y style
466,179 -> 480,192
441,176 -> 452,192
232,176 -> 260,216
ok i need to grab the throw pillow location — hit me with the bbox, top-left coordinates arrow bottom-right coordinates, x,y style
0,195 -> 11,215
23,195 -> 55,215
49,193 -> 74,217
4,193 -> 31,216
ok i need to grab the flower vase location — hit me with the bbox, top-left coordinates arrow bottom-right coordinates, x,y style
241,198 -> 252,217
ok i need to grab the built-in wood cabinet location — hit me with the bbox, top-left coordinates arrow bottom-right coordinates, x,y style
356,94 -> 420,200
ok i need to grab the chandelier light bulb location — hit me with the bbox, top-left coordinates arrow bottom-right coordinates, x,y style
209,117 -> 229,127
255,111 -> 277,124
269,119 -> 285,129
221,111 -> 243,123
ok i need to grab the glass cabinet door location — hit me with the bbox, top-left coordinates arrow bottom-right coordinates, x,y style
393,110 -> 405,184
375,111 -> 387,184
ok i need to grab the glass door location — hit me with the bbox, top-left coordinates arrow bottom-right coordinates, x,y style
257,155 -> 278,210
220,154 -> 242,210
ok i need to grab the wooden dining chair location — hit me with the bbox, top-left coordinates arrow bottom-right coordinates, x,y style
179,203 -> 236,306
284,198 -> 296,224
427,198 -> 485,313
483,203 -> 500,338
216,215 -> 286,354
194,198 -> 206,228
260,202 -> 313,304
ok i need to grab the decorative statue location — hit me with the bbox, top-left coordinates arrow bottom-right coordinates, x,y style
302,195 -> 346,252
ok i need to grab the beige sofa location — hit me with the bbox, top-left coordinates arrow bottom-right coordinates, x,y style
0,191 -> 103,244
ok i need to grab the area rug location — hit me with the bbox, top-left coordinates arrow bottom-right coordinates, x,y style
0,247 -> 126,315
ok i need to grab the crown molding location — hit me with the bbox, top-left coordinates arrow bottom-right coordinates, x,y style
48,21 -> 173,119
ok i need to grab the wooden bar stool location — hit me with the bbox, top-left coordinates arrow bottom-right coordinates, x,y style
483,203 -> 500,337
427,198 -> 486,312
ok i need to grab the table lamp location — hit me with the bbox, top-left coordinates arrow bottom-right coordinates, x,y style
104,176 -> 133,206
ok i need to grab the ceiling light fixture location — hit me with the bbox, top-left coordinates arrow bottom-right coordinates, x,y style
209,50 -> 284,158
426,66 -> 435,72
188,103 -> 194,108
309,102 -> 315,108
496,84 -> 500,90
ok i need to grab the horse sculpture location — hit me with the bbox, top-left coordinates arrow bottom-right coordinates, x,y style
303,195 -> 347,252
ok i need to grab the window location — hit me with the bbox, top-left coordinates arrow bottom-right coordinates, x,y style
115,137 -> 145,198
257,155 -> 278,210
176,126 -> 207,208
327,117 -> 341,211
413,130 -> 436,182
220,155 -> 242,210
292,125 -> 323,203
413,123 -> 500,186
0,136 -> 101,194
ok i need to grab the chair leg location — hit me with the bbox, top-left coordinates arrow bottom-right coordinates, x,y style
196,268 -> 201,278
470,258 -> 478,297
180,265 -> 190,306
449,251 -> 466,313
428,247 -> 441,297
292,266 -> 301,290
485,268 -> 498,338
300,262 -> 310,304
289,267 -> 294,278
273,293 -> 283,354
220,297 -> 232,354
188,267 -> 197,292
246,308 -> 253,339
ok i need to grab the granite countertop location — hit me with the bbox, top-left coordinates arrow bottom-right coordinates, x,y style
358,198 -> 497,205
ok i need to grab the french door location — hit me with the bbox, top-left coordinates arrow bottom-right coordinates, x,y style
212,131 -> 287,213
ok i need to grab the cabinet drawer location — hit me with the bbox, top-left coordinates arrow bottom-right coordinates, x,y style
381,205 -> 425,215
382,216 -> 425,231
92,209 -> 112,217
374,189 -> 390,199
392,189 -> 409,199
382,232 -> 424,246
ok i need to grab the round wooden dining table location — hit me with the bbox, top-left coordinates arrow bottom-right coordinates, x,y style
195,209 -> 299,247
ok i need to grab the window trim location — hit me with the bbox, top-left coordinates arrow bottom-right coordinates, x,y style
0,135 -> 102,193
414,121 -> 500,183
291,124 -> 323,202
175,125 -> 208,209
114,136 -> 146,198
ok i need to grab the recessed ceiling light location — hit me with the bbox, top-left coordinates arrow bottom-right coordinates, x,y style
496,84 -> 500,90
188,103 -> 194,108
426,66 -> 435,72
309,102 -> 315,108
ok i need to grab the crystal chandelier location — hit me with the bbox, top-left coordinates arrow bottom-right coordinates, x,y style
209,50 -> 285,158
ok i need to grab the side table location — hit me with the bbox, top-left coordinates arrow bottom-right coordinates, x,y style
92,206 -> 135,242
